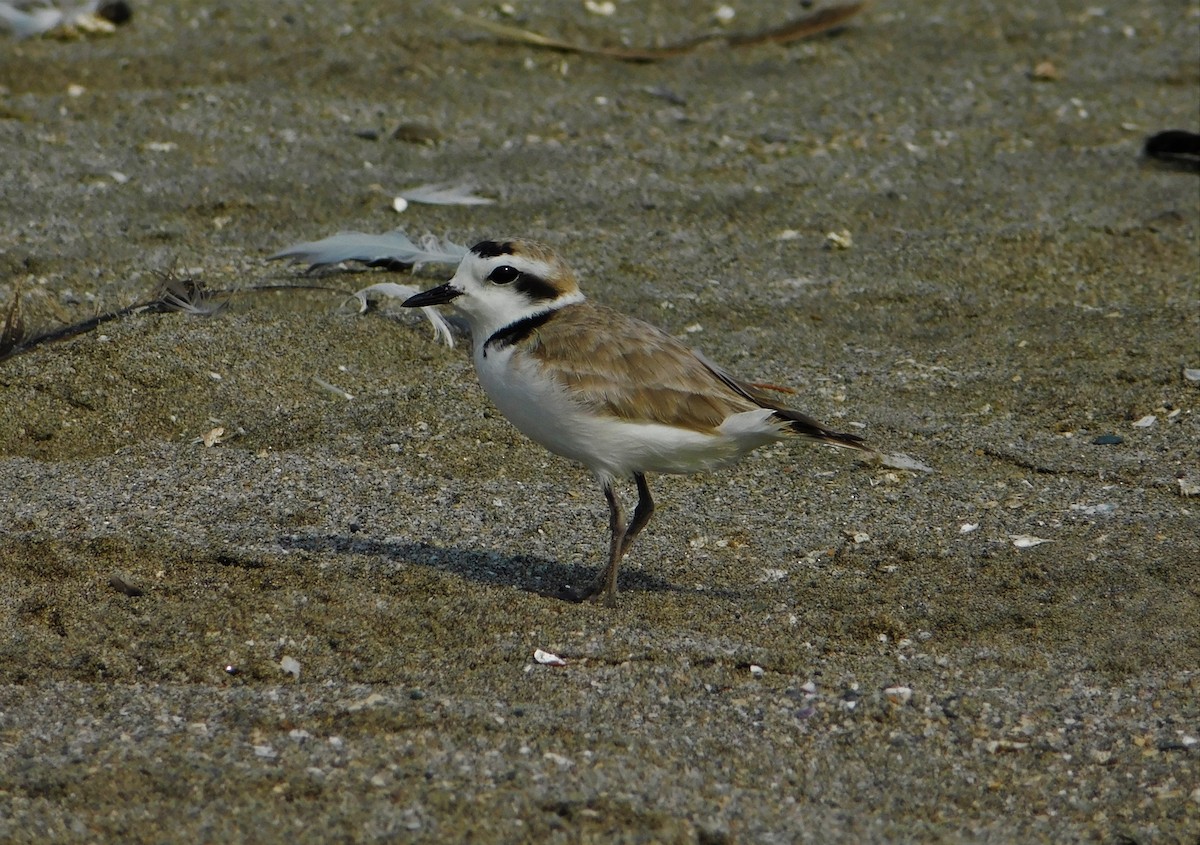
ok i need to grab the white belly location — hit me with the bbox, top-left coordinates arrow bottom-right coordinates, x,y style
473,345 -> 781,483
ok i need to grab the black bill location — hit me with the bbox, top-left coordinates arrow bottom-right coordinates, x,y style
402,283 -> 464,308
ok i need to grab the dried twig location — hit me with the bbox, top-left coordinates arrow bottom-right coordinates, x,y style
0,295 -> 28,359
452,2 -> 865,62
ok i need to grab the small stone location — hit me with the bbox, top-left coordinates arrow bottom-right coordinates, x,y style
108,574 -> 145,597
824,230 -> 853,250
1031,60 -> 1060,81
391,122 -> 443,145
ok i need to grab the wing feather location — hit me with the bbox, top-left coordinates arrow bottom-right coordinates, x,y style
513,302 -> 867,449
521,303 -> 756,432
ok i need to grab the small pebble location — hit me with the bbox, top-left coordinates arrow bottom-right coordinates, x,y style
824,229 -> 853,250
108,574 -> 144,597
1091,434 -> 1123,445
391,122 -> 444,145
1031,60 -> 1060,81
280,656 -> 301,678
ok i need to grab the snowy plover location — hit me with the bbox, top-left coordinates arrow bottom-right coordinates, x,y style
403,239 -> 868,605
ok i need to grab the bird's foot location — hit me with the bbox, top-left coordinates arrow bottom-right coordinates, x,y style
559,578 -> 616,607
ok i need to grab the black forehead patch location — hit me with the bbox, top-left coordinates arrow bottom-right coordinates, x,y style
471,240 -> 515,259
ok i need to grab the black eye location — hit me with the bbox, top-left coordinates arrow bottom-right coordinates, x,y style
488,265 -> 521,285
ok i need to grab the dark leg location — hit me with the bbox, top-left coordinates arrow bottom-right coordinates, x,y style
570,474 -> 656,606
619,473 -> 655,558
591,481 -> 628,606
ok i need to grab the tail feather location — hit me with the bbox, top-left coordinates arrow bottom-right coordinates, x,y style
771,408 -> 867,450
692,350 -> 868,450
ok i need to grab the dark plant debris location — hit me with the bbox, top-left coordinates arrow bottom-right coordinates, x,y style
454,2 -> 865,63
0,272 -> 351,363
1142,129 -> 1200,173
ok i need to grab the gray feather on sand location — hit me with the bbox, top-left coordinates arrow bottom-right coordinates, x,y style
397,182 -> 495,206
0,1 -> 114,37
271,230 -> 464,348
269,230 -> 468,271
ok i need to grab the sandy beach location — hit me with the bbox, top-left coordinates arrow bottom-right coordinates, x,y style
1,1 -> 1197,841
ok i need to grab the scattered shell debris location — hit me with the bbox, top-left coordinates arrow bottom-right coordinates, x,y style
1010,534 -> 1051,548
749,664 -> 765,678
280,656 -> 301,678
1132,414 -> 1156,428
1183,367 -> 1200,383
1178,478 -> 1200,497
193,426 -> 227,447
1070,502 -> 1116,516
884,685 -> 913,706
345,692 -> 389,712
824,229 -> 853,250
986,739 -> 1030,754
533,649 -> 567,667
959,522 -> 980,534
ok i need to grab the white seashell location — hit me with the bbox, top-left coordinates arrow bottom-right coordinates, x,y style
533,649 -> 566,667
280,656 -> 301,678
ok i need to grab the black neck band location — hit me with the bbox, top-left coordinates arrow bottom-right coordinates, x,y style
483,309 -> 557,355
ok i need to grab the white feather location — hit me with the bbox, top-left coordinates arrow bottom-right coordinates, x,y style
349,282 -> 456,348
397,182 -> 495,206
0,2 -> 64,37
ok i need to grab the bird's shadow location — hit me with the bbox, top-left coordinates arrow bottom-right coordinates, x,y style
277,532 -> 691,602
